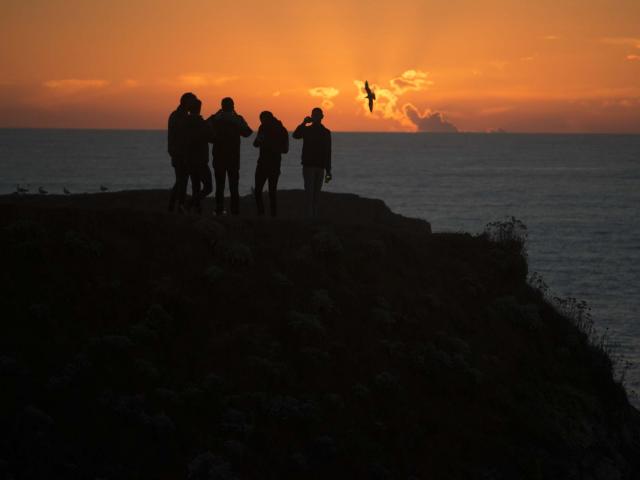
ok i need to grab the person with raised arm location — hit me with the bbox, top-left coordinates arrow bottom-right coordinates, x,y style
292,107 -> 332,218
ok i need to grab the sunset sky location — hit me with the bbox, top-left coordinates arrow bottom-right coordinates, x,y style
1,0 -> 639,132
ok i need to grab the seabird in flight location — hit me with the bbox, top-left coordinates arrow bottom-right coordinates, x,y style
364,80 -> 376,113
100,185 -> 109,192
16,184 -> 29,194
63,187 -> 71,195
38,187 -> 48,194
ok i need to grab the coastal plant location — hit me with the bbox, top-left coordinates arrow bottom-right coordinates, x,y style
529,271 -> 632,392
217,242 -> 253,267
187,452 -> 236,480
484,216 -> 528,257
64,229 -> 104,257
311,230 -> 344,258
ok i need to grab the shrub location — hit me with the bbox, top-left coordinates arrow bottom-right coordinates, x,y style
217,242 -> 253,267
309,289 -> 335,314
188,452 -> 236,480
311,230 -> 343,258
484,216 -> 528,257
64,230 -> 103,257
204,265 -> 225,284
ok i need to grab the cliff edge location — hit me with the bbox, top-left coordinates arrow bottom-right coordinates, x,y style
0,190 -> 638,479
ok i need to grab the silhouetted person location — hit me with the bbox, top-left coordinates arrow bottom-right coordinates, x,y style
208,97 -> 253,215
185,98 -> 214,214
168,92 -> 197,212
253,111 -> 289,217
292,107 -> 332,218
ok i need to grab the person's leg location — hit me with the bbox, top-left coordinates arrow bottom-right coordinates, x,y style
190,165 -> 202,213
214,166 -> 226,215
176,160 -> 189,211
169,162 -> 179,211
303,166 -> 314,218
254,167 -> 267,216
229,168 -> 240,215
201,164 -> 213,199
268,173 -> 279,217
313,168 -> 324,217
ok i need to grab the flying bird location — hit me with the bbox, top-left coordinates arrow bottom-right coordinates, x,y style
16,184 -> 29,194
100,185 -> 108,192
364,80 -> 376,113
63,187 -> 71,195
38,187 -> 48,195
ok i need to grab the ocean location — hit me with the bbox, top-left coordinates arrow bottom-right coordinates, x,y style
1,128 -> 639,401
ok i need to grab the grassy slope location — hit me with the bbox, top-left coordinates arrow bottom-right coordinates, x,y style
0,190 -> 638,479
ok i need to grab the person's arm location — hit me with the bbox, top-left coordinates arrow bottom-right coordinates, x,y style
292,122 -> 306,139
253,125 -> 264,148
167,113 -> 176,156
281,126 -> 289,154
325,130 -> 332,174
237,115 -> 253,137
205,116 -> 216,143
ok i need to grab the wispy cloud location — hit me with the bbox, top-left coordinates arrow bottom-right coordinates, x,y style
43,79 -> 109,91
177,73 -> 238,87
308,86 -> 340,109
122,79 -> 141,88
389,69 -> 432,94
542,35 -> 559,41
627,55 -> 640,61
489,60 -> 508,71
601,37 -> 640,47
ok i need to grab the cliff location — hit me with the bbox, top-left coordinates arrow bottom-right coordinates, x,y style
1,190 -> 638,479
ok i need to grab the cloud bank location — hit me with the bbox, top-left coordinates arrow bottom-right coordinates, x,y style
404,104 -> 458,133
354,70 -> 457,132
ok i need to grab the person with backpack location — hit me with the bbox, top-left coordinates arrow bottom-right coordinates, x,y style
253,111 -> 289,217
208,97 -> 253,215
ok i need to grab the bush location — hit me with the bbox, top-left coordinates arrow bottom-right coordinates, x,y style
311,230 -> 343,258
484,216 -> 527,257
217,242 -> 253,267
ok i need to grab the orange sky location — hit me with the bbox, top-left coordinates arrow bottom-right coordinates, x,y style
1,0 -> 639,132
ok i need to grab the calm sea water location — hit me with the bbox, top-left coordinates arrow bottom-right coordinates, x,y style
1,129 -> 639,401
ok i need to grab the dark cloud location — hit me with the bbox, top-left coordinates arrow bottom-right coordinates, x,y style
404,104 -> 458,133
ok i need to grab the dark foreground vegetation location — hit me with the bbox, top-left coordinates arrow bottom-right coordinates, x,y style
1,190 -> 638,479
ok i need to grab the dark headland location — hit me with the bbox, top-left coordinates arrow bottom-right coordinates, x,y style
1,190 -> 639,479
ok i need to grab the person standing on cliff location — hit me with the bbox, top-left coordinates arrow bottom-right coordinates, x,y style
292,107 -> 332,218
184,98 -> 214,214
167,92 -> 197,212
253,111 -> 289,217
208,97 -> 253,216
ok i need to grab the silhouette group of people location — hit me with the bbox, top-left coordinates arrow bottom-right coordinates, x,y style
168,92 -> 332,217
